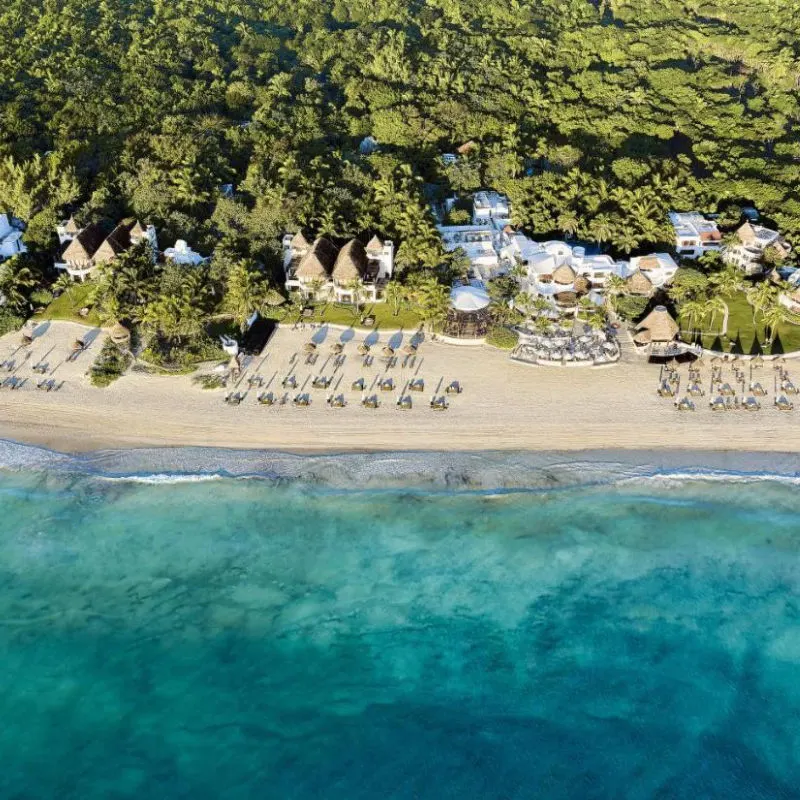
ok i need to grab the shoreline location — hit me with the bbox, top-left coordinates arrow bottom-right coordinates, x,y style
1,438 -> 798,490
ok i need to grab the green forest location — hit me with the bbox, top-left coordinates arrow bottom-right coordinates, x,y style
1,0 -> 799,351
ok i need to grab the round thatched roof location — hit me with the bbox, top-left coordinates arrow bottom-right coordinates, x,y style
332,239 -> 368,283
636,305 -> 678,342
633,329 -> 652,345
626,269 -> 654,296
573,275 -> 591,294
552,263 -> 576,285
382,346 -> 395,357
110,322 -> 130,344
303,341 -> 317,352
365,235 -> 384,253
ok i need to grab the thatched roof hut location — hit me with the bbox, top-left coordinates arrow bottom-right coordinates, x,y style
635,305 -> 678,342
290,231 -> 310,251
332,240 -> 368,284
626,269 -> 654,297
552,263 -> 576,286
303,341 -> 317,353
633,329 -> 652,345
296,238 -> 337,280
357,344 -> 370,355
110,322 -> 131,346
93,222 -> 133,264
573,275 -> 591,294
61,223 -> 105,263
63,216 -> 81,235
365,235 -> 384,254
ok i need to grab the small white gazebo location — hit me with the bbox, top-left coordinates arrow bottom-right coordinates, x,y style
450,284 -> 491,312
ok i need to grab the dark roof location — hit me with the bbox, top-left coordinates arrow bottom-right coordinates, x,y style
61,223 -> 106,263
93,222 -> 132,264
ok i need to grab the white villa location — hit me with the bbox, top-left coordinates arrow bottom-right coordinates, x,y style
472,191 -> 511,226
55,217 -> 158,280
163,239 -> 209,266
437,224 -> 508,281
724,222 -> 791,275
0,214 -> 26,261
668,212 -> 723,259
282,233 -> 394,303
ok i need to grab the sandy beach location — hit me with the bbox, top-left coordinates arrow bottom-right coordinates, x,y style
0,320 -> 797,455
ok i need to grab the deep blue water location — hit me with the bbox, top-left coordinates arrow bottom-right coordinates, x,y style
1,468 -> 800,798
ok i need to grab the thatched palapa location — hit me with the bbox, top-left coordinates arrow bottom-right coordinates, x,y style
295,238 -> 337,280
365,235 -> 384,254
552,263 -> 576,285
290,231 -> 310,251
110,322 -> 131,346
626,269 -> 654,296
332,239 -> 367,284
93,222 -> 133,264
61,223 -> 106,264
635,305 -> 678,342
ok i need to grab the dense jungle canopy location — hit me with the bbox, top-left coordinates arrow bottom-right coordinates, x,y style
1,0 -> 799,271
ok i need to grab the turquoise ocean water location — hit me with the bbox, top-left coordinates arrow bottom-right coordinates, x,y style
1,455 -> 800,798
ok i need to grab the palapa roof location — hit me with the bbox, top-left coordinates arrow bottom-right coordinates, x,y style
109,321 -> 130,343
129,220 -> 147,239
633,329 -> 652,344
93,222 -> 132,264
573,275 -> 591,294
637,255 -> 660,271
332,239 -> 368,283
63,216 -> 80,234
290,231 -> 310,250
636,305 -> 679,342
552,263 -> 576,285
62,223 -> 106,263
626,269 -> 654,296
295,237 -> 337,280
737,222 -> 757,244
365,235 -> 384,254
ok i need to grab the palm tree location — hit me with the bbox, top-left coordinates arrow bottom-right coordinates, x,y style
0,257 -> 37,310
223,260 -> 271,333
678,298 -> 708,339
703,295 -> 727,333
708,265 -> 743,335
761,299 -> 789,345
746,280 -> 777,324
54,272 -> 75,300
604,274 -> 627,313
383,281 -> 406,317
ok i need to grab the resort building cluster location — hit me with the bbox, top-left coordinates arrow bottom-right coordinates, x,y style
55,217 -> 209,279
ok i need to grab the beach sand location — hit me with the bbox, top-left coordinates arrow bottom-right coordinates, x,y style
0,321 -> 796,454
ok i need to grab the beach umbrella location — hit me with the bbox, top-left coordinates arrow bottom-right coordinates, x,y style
357,344 -> 370,355
710,356 -> 720,364
20,334 -> 33,347
382,346 -> 395,358
303,342 -> 317,353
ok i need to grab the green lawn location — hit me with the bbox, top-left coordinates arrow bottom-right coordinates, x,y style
679,290 -> 800,355
286,302 -> 422,331
38,281 -> 102,326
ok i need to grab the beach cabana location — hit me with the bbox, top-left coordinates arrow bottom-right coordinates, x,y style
110,322 -> 131,348
444,284 -> 492,339
635,305 -> 679,344
626,270 -> 655,297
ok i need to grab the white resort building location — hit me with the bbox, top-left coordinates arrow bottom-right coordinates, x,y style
472,191 -> 511,226
0,214 -> 27,261
724,222 -> 791,275
282,233 -> 394,303
668,212 -> 723,259
163,239 -> 209,266
55,217 -> 158,280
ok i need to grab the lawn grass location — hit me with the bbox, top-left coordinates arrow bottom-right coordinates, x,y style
39,282 -> 102,326
679,290 -> 800,355
287,302 -> 422,331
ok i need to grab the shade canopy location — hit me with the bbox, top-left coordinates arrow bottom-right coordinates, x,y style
450,284 -> 491,312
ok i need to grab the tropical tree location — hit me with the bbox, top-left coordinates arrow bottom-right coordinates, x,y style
746,281 -> 778,324
707,265 -> 743,335
0,256 -> 37,311
383,281 -> 406,317
678,298 -> 708,339
761,300 -> 789,345
223,260 -> 273,333
604,274 -> 627,312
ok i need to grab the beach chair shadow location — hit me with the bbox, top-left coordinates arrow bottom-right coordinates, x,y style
340,328 -> 355,344
311,325 -> 329,345
32,321 -> 50,339
388,331 -> 403,350
364,330 -> 380,347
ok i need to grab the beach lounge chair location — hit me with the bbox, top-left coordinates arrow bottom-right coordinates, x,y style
281,375 -> 297,389
719,383 -> 735,397
409,379 -> 425,392
248,375 -> 264,388
430,396 -> 449,410
293,393 -> 311,407
775,395 -> 794,411
224,392 -> 243,405
687,383 -> 704,397
446,381 -> 462,395
311,375 -> 331,389
351,377 -> 365,391
396,395 -> 412,410
675,397 -> 696,412
743,396 -> 761,411
709,397 -> 726,412
380,378 -> 394,392
258,391 -> 275,405
657,381 -> 676,398
782,380 -> 798,395
362,394 -> 379,409
328,393 -> 346,408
